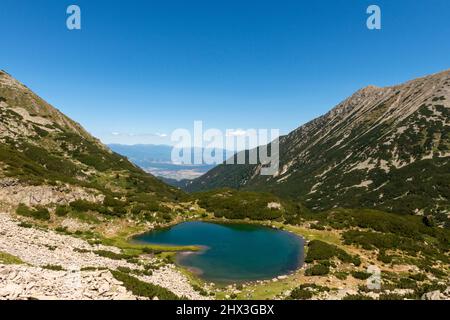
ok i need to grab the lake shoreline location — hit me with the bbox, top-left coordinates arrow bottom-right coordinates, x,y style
132,219 -> 305,286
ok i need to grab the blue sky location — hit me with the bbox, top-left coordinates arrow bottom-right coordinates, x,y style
1,0 -> 449,145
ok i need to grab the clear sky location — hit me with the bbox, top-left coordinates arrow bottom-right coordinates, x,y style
1,0 -> 449,145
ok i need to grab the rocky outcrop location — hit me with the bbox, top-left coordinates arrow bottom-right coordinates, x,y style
0,180 -> 104,207
0,213 -> 207,300
0,265 -> 135,300
421,288 -> 450,300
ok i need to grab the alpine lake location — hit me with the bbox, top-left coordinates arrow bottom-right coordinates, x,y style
133,221 -> 304,284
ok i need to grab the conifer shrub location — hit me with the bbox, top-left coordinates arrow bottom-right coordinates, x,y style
351,271 -> 371,280
55,205 -> 70,217
111,270 -> 180,300
305,264 -> 330,276
305,240 -> 360,265
16,204 -> 50,221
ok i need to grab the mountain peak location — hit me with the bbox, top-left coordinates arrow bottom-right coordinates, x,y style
186,68 -> 450,222
360,84 -> 380,91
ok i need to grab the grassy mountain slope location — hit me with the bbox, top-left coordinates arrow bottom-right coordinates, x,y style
0,70 -> 184,218
186,69 -> 450,223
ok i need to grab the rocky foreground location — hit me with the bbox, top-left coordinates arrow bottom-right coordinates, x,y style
0,213 -> 206,300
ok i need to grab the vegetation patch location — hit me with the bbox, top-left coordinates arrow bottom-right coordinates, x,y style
16,204 -> 50,221
42,264 -> 65,271
0,251 -> 24,265
55,205 -> 70,217
111,270 -> 180,300
195,189 -> 303,221
305,240 -> 361,265
305,263 -> 330,276
289,283 -> 330,300
18,221 -> 33,228
351,271 -> 371,280
93,250 -> 131,260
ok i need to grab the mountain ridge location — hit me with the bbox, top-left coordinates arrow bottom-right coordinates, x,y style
185,69 -> 450,224
0,70 -> 182,210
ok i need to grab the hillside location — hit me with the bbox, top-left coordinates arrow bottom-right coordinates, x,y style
0,70 -> 214,300
186,70 -> 450,224
0,70 -> 449,301
0,70 -> 184,214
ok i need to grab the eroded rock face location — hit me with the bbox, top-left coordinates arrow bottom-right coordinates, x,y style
0,180 -> 104,207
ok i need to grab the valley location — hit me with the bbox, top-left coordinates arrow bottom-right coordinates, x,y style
186,70 -> 450,226
0,69 -> 449,300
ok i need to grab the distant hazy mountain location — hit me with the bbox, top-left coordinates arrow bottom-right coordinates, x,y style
107,144 -> 174,163
186,69 -> 450,221
108,144 -> 230,181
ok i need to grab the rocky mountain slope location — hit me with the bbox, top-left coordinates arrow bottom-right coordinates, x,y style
0,70 -> 182,211
0,70 -> 449,301
0,213 -> 205,300
186,70 -> 450,223
0,70 -> 207,300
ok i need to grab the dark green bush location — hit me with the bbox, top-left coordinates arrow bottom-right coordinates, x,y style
16,204 -> 50,221
111,270 -> 180,300
334,272 -> 348,280
310,223 -> 326,230
18,222 -> 33,228
305,264 -> 330,276
290,287 -> 313,300
93,250 -> 129,260
116,266 -> 132,273
343,230 -> 425,254
289,283 -> 330,299
305,240 -> 360,265
42,265 -> 64,271
377,250 -> 393,263
192,284 -> 208,296
55,226 -> 68,233
55,205 -> 70,217
351,271 -> 371,280
409,273 -> 426,282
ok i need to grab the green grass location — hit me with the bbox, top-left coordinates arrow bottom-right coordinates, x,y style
16,204 -> 50,221
0,251 -> 24,265
351,271 -> 371,280
100,233 -> 201,254
279,223 -> 341,244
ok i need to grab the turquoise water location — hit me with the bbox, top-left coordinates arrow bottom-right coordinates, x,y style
134,221 -> 304,283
